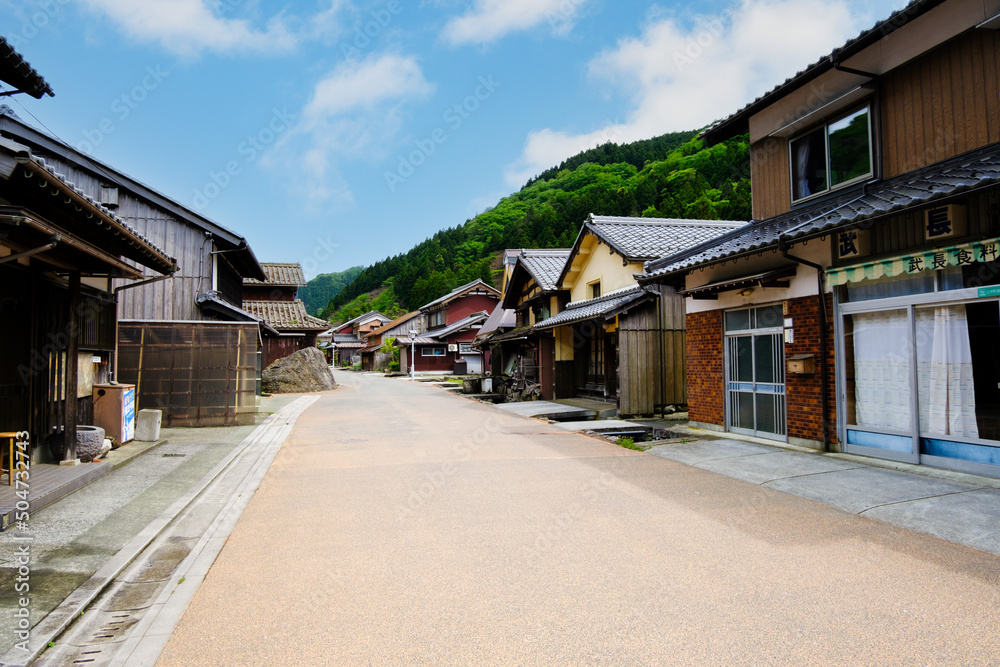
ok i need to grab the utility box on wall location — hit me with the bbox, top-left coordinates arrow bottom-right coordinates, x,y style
786,354 -> 816,375
93,384 -> 136,446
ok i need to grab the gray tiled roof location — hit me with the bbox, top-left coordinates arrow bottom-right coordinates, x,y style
518,249 -> 570,291
643,142 -> 1000,278
534,285 -> 653,330
333,334 -> 364,346
585,216 -> 747,261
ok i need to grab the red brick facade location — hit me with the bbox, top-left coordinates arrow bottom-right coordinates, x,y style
685,295 -> 837,446
783,294 -> 838,445
685,310 -> 724,426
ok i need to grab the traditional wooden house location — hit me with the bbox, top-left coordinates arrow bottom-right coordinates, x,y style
640,0 -> 1000,478
0,43 -> 177,463
327,311 -> 392,366
536,215 -> 745,414
243,263 -> 329,368
396,279 -> 501,374
484,249 -> 571,399
0,110 -> 268,428
359,311 -> 423,371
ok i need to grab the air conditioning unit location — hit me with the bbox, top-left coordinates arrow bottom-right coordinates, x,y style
924,204 -> 966,242
448,344 -> 458,352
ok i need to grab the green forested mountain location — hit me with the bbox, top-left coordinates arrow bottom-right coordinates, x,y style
322,132 -> 750,322
299,265 -> 363,315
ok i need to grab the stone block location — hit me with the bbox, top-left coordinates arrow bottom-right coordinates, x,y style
136,409 -> 162,442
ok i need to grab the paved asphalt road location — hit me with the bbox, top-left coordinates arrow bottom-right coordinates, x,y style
158,373 -> 1000,666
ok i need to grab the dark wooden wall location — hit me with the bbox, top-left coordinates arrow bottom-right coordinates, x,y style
749,28 -> 1000,222
618,285 -> 686,416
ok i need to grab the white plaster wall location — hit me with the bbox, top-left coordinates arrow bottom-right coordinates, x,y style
685,239 -> 831,314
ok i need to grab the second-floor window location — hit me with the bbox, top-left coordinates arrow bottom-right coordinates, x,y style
791,106 -> 872,203
428,310 -> 445,328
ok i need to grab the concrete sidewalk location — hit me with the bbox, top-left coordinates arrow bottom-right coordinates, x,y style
475,391 -> 1000,557
643,427 -> 1000,556
0,394 -> 303,662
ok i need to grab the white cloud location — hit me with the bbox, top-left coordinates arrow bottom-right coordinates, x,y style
442,0 -> 586,46
78,0 -> 297,56
270,54 -> 434,206
504,0 -> 906,186
304,54 -> 433,123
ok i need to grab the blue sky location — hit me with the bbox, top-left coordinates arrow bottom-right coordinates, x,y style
1,0 -> 904,278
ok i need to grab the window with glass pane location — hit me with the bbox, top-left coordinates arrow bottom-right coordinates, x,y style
845,310 -> 912,432
828,108 -> 871,187
791,105 -> 872,202
791,128 -> 826,200
916,301 -> 1000,441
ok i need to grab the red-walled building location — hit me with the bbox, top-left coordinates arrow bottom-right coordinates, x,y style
396,279 -> 500,374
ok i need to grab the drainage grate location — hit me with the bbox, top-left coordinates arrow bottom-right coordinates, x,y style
161,453 -> 187,458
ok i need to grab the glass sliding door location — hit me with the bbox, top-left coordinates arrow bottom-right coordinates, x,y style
725,306 -> 786,440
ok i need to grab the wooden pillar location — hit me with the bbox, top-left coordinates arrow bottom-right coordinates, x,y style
64,271 -> 80,462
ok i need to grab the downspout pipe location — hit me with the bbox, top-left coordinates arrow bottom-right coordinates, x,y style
778,239 -> 831,452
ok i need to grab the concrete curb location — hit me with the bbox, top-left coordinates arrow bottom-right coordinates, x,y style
0,397 -> 317,667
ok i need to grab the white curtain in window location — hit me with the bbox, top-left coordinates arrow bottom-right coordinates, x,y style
916,306 -> 979,438
795,141 -> 811,199
852,310 -> 912,431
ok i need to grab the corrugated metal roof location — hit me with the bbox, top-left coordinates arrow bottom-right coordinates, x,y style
366,311 -> 421,338
642,142 -> 1000,278
0,37 -> 53,99
534,285 -> 653,330
420,278 -> 500,311
244,263 -> 306,286
475,304 -> 517,340
243,299 -> 329,331
701,0 -> 945,145
516,249 -> 571,292
428,311 -> 489,339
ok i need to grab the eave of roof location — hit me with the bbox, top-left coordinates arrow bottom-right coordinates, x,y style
0,37 -> 54,99
701,0 -> 946,145
0,138 -> 176,276
419,278 -> 500,311
641,142 -> 1000,279
533,285 -> 654,330
0,112 -> 265,280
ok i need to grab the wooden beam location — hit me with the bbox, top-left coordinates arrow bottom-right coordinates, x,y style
64,271 -> 79,462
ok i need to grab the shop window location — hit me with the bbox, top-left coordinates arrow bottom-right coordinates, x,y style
845,302 -> 1000,442
791,106 -> 872,202
843,310 -> 913,434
